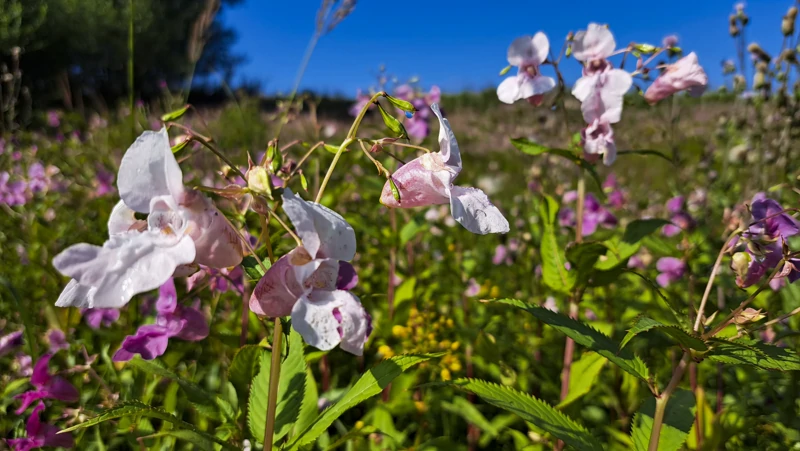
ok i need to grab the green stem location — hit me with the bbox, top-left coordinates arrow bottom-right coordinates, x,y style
648,354 -> 690,451
263,318 -> 283,449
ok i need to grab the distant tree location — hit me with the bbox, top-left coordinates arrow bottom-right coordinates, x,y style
0,0 -> 244,111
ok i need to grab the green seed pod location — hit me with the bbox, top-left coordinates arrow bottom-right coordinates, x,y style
160,104 -> 190,122
377,103 -> 407,138
385,94 -> 417,113
389,178 -> 401,202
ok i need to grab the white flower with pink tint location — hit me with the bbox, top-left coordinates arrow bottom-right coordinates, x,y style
379,104 -> 509,235
572,23 -> 617,70
53,128 -> 243,309
497,33 -> 556,105
249,189 -> 371,355
644,52 -> 708,104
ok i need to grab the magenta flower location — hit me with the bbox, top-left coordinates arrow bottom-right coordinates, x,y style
0,331 -> 23,357
663,196 -> 696,237
497,33 -> 556,105
186,265 -> 245,295
82,308 -> 120,329
559,192 -> 617,236
602,174 -> 626,208
249,189 -> 371,355
46,111 -> 60,128
46,329 -> 69,354
15,354 -> 79,414
645,52 -> 708,104
93,169 -> 115,197
27,163 -> 49,193
379,104 -> 509,235
656,257 -> 686,287
113,278 -> 208,361
7,402 -> 74,451
748,197 -> 799,243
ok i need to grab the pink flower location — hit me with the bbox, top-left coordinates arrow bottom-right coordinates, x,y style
644,52 -> 708,104
82,308 -> 120,329
249,189 -> 370,355
379,104 -> 509,235
497,33 -> 556,104
113,278 -> 208,361
572,23 -> 617,70
14,354 -> 79,414
464,278 -> 481,297
46,329 -> 69,354
46,111 -> 60,128
7,402 -> 74,451
656,257 -> 686,287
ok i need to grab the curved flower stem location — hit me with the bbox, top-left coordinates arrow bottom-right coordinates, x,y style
287,141 -> 325,180
693,231 -> 739,332
648,354 -> 690,451
263,317 -> 283,449
315,92 -> 385,203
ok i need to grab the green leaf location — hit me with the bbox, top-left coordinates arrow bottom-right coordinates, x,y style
622,270 -> 687,326
248,350 -> 272,441
285,353 -> 440,451
399,219 -> 424,245
511,138 -> 604,192
541,223 -> 575,293
165,429 -> 215,451
622,219 -> 672,245
494,299 -> 650,381
127,358 -> 235,421
160,104 -> 190,122
631,389 -> 696,451
445,378 -> 603,451
273,329 -> 307,442
300,172 -> 308,191
556,352 -> 607,409
2,377 -> 29,399
566,242 -> 608,285
242,256 -> 269,281
441,397 -> 500,437
617,149 -> 673,163
228,345 -> 267,402
706,338 -> 800,371
499,65 -> 512,76
293,368 -> 319,439
60,401 -> 238,450
620,317 -> 707,351
394,277 -> 417,310
538,193 -> 559,226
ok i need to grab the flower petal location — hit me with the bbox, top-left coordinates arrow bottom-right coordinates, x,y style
53,231 -> 196,309
249,253 -> 304,317
108,200 -> 146,236
572,23 -> 616,61
336,261 -> 359,290
379,155 -> 452,208
55,279 -> 96,308
30,354 -> 53,387
291,291 -> 345,352
448,185 -> 510,234
182,192 -> 244,268
173,306 -> 209,341
113,324 -> 172,361
497,76 -> 522,104
282,188 -> 356,261
336,292 -> 371,356
117,128 -> 184,213
431,104 -> 462,172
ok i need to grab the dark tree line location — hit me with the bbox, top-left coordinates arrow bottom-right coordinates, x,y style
0,0 -> 244,111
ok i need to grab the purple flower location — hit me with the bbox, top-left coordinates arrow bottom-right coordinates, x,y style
27,163 -> 48,193
561,192 -> 617,236
666,196 -> 684,214
663,196 -> 696,237
46,330 -> 69,354
603,174 -> 626,209
393,84 -> 414,100
464,278 -> 481,297
405,116 -> 429,140
46,111 -> 60,128
93,169 -> 115,197
82,308 -> 120,329
113,279 -> 209,362
1,171 -> 27,206
7,402 -> 74,451
492,244 -> 512,266
186,266 -> 245,295
15,354 -> 33,377
15,354 -> 79,414
656,257 -> 686,287
749,198 -> 799,243
336,262 -> 359,291
0,331 -> 23,357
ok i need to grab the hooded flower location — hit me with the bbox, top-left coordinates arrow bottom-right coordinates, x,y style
15,354 -> 79,414
497,33 -> 556,105
249,189 -> 371,355
82,308 -> 120,329
113,278 -> 208,361
379,104 -> 509,235
7,402 -> 74,451
572,24 -> 632,165
53,128 -> 243,309
656,257 -> 686,287
644,52 -> 708,104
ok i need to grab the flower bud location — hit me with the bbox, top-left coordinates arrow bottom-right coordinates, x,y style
247,166 -> 272,197
733,307 -> 766,325
731,251 -> 751,281
783,16 -> 795,37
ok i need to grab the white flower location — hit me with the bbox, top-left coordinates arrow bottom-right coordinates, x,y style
54,128 -> 243,309
497,33 -> 556,104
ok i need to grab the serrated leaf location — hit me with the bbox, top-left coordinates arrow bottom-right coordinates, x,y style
494,299 -> 650,381
620,317 -> 707,352
242,256 -> 269,281
623,270 -> 687,327
441,397 -> 499,437
541,223 -> 575,293
293,368 -> 319,439
631,389 -> 696,451
557,352 -> 607,409
706,338 -> 800,371
59,401 -> 238,450
445,378 -> 603,451
617,149 -> 673,163
127,358 -> 235,421
273,329 -> 307,442
285,353 -> 440,451
248,350 -> 272,441
229,345 -> 267,402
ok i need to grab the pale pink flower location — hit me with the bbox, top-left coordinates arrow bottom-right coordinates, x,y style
644,52 -> 708,104
497,33 -> 556,104
53,128 -> 243,309
379,104 -> 509,235
572,23 -> 616,69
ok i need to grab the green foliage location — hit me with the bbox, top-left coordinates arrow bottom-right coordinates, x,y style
631,389 -> 696,451
557,352 -> 607,408
445,378 -> 604,450
285,353 -> 440,450
494,298 -> 651,382
510,137 -> 603,190
620,316 -> 707,351
706,338 -> 800,371
539,194 -> 575,293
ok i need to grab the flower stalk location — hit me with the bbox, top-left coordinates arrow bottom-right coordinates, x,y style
263,318 -> 283,449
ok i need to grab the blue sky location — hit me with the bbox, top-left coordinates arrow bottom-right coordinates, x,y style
222,0 -> 793,97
